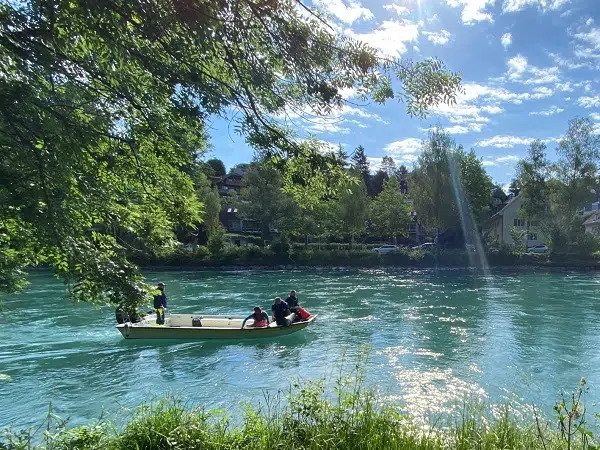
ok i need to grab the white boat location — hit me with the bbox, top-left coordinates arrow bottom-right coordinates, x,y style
116,313 -> 317,340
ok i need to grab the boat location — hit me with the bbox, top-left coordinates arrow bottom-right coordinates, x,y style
116,313 -> 317,340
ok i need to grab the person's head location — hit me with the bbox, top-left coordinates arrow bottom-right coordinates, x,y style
253,306 -> 261,314
274,297 -> 281,304
157,282 -> 166,292
290,290 -> 296,297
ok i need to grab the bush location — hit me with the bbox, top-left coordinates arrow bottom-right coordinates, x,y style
207,227 -> 227,257
4,372 -> 598,450
269,235 -> 291,259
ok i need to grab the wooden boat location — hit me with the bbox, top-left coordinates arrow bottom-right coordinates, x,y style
116,313 -> 317,340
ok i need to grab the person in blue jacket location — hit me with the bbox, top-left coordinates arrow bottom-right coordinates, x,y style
241,307 -> 270,328
153,282 -> 167,324
271,297 -> 291,326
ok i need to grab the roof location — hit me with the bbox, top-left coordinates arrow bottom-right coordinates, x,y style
489,194 -> 520,220
583,213 -> 600,226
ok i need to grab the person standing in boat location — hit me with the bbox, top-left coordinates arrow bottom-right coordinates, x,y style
271,297 -> 291,326
241,307 -> 270,328
153,282 -> 167,325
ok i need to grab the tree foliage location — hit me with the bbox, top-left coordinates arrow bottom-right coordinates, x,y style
330,176 -> 370,245
205,159 -> 227,178
516,140 -> 550,225
351,145 -> 370,187
0,0 -> 462,305
410,130 -> 492,231
517,118 -> 600,253
237,161 -> 296,243
370,177 -> 411,241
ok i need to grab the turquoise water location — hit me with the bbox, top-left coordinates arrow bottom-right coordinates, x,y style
2,269 -> 600,429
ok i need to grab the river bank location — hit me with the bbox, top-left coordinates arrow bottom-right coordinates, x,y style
2,377 -> 594,450
135,245 -> 600,270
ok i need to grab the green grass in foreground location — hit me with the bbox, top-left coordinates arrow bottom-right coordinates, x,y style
2,376 -> 597,450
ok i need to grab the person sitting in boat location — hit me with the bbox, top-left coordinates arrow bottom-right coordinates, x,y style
285,290 -> 312,322
271,297 -> 291,326
241,306 -> 270,328
153,282 -> 167,325
285,290 -> 299,312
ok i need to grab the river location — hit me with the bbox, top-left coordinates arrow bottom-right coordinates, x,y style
1,268 -> 600,429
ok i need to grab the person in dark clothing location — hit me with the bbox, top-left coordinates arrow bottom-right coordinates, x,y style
241,306 -> 270,328
285,289 -> 312,322
271,297 -> 291,326
285,290 -> 299,312
153,282 -> 168,325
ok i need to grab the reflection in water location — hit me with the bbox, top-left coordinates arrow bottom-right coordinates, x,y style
1,269 -> 600,429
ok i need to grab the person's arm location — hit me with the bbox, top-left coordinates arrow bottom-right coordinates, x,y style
163,295 -> 167,309
241,314 -> 253,328
262,312 -> 270,324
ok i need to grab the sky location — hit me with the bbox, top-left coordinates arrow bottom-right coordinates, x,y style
207,0 -> 600,186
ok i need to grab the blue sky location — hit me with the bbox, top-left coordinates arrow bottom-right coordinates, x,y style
208,0 -> 599,186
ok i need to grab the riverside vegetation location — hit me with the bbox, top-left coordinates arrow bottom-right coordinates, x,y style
1,367 -> 596,450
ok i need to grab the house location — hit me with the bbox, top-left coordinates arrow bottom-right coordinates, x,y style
583,213 -> 600,235
219,206 -> 260,234
486,194 -> 546,247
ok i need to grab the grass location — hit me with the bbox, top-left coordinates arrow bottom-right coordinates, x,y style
2,372 -> 598,450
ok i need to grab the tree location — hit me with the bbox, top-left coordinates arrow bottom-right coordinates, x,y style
351,145 -> 370,187
0,0 -> 461,306
491,185 -> 508,204
516,140 -> 550,226
330,177 -> 370,247
238,161 -> 296,243
206,159 -> 227,177
195,173 -> 222,240
397,165 -> 409,194
553,118 -> 599,216
381,156 -> 397,177
410,130 -> 492,232
508,179 -> 521,197
369,170 -> 389,197
370,177 -> 412,243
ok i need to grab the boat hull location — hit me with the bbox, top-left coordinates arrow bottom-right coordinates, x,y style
116,314 -> 316,340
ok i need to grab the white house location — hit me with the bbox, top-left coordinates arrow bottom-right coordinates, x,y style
486,194 -> 546,247
583,213 -> 600,235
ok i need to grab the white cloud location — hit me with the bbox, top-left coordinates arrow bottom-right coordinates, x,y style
346,19 -> 420,57
275,103 -> 386,135
549,52 -> 587,70
555,81 -> 574,92
529,106 -> 564,116
315,0 -> 374,25
429,81 -> 555,134
578,95 -> 600,108
507,54 -> 528,80
591,113 -> 600,121
428,13 -> 440,24
476,135 -> 535,148
481,155 -> 521,166
574,26 -> 600,60
445,124 -> 484,134
505,54 -> 560,85
502,0 -> 570,13
423,29 -> 451,45
383,138 -> 423,164
501,33 -> 512,49
383,3 -> 410,16
445,0 -> 495,24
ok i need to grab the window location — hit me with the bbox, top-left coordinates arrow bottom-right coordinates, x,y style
514,218 -> 525,227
